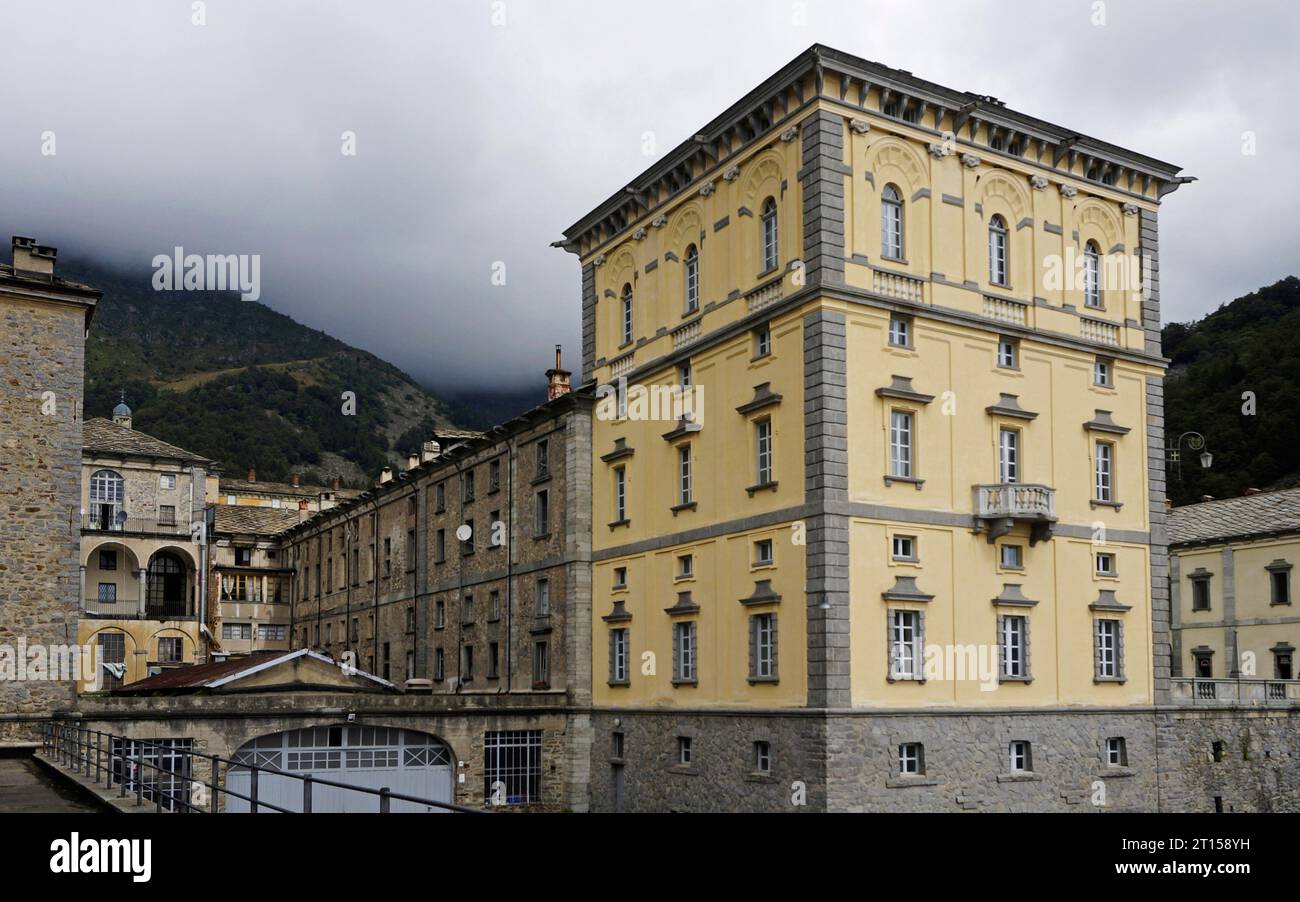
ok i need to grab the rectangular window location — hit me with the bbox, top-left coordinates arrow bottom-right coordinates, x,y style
489,459 -> 501,493
97,583 -> 117,603
536,578 -> 550,617
1093,357 -> 1113,387
221,623 -> 252,640
752,613 -> 777,680
532,640 -> 549,688
1009,740 -> 1032,773
435,482 -> 446,512
1096,552 -> 1116,576
462,593 -> 474,624
1192,578 -> 1211,611
754,324 -> 771,358
755,418 -> 773,485
488,641 -> 500,679
1000,615 -> 1028,679
1000,543 -> 1024,569
351,618 -> 359,642
677,554 -> 694,579
1094,441 -> 1114,502
889,609 -> 922,680
673,621 -> 697,683
754,539 -> 774,567
383,538 -> 392,577
435,528 -> 446,563
677,736 -> 693,766
158,504 -> 176,526
489,510 -> 502,545
679,361 -> 692,388
350,548 -> 359,585
997,338 -> 1018,369
159,474 -> 176,490
678,444 -> 692,506
754,740 -> 772,774
462,519 -> 475,555
435,600 -> 446,629
326,558 -> 333,591
889,411 -> 914,478
891,535 -> 916,561
535,439 -> 549,478
613,566 -> 628,589
405,607 -> 416,633
99,549 -> 117,571
483,730 -> 542,805
405,529 -> 416,571
998,427 -> 1020,484
613,466 -> 627,522
621,292 -> 634,345
1271,569 -> 1291,605
899,742 -> 924,775
888,315 -> 911,348
258,624 -> 286,642
462,470 -> 475,503
434,648 -> 445,681
610,628 -> 629,683
157,637 -> 183,663
1105,737 -> 1127,767
488,589 -> 501,621
461,644 -> 474,682
1096,619 -> 1121,679
535,490 -> 549,536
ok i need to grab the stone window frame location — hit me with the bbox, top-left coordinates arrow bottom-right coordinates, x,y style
1188,568 -> 1213,612
1093,617 -> 1126,683
1271,642 -> 1294,680
671,620 -> 698,686
1191,646 -> 1215,678
748,611 -> 779,684
887,313 -> 914,350
997,613 -> 1032,683
886,607 -> 926,682
1103,736 -> 1129,769
1267,559 -> 1293,606
608,627 -> 631,686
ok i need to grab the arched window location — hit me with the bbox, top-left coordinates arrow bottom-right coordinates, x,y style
89,469 -> 124,530
988,215 -> 1009,287
1083,240 -> 1102,308
684,245 -> 699,313
147,552 -> 188,617
620,284 -> 633,346
761,197 -> 779,273
881,184 -> 904,260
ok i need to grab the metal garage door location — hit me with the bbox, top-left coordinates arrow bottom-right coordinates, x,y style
226,726 -> 454,812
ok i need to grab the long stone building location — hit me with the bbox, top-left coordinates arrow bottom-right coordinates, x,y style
556,43 -> 1191,811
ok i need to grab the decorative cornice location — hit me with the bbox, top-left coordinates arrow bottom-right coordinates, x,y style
662,415 -> 703,442
1089,589 -> 1132,612
723,164 -> 741,181
875,375 -> 935,404
849,117 -> 871,134
960,152 -> 980,169
664,591 -> 701,615
1059,184 -> 1078,199
600,437 -> 635,463
1029,175 -> 1049,190
985,392 -> 1038,421
1083,409 -> 1130,435
700,180 -> 717,198
927,142 -> 951,159
601,600 -> 633,623
991,583 -> 1038,607
632,227 -> 647,241
736,382 -> 784,415
781,125 -> 799,143
739,579 -> 783,606
882,575 -> 934,602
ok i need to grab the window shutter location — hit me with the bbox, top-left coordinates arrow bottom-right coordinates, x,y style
609,630 -> 617,683
887,611 -> 900,680
1093,619 -> 1103,679
1116,620 -> 1125,681
1022,615 -> 1032,680
915,610 -> 926,680
748,616 -> 758,681
672,624 -> 680,681
997,614 -> 1007,678
770,613 -> 779,680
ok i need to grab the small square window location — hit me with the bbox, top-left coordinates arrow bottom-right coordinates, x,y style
1093,357 -> 1113,387
1000,544 -> 1024,569
997,338 -> 1018,369
677,554 -> 694,579
754,740 -> 771,773
159,474 -> 176,490
1105,737 -> 1127,767
754,324 -> 772,359
677,736 -> 693,766
1009,740 -> 1032,773
1096,552 -> 1116,577
898,742 -> 924,775
99,550 -> 117,571
888,316 -> 912,348
892,535 -> 917,561
753,539 -> 774,567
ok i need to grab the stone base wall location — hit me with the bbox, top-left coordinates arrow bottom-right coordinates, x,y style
1156,708 -> 1300,813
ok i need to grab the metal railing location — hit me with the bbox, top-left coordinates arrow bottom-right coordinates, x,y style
82,602 -> 195,620
40,722 -> 480,814
82,514 -> 190,536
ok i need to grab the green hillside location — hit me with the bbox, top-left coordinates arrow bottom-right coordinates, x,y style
1163,276 -> 1300,505
67,258 -> 466,487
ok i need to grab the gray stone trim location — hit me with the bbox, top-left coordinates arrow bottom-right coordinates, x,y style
714,216 -> 730,232
1222,546 -> 1238,676
644,259 -> 658,273
882,575 -> 934,602
803,307 -> 850,707
581,263 -> 596,383
991,584 -> 1038,607
735,382 -> 784,415
1083,409 -> 1131,435
1043,222 -> 1063,235
740,579 -> 783,606
748,611 -> 779,682
910,187 -> 931,202
985,393 -> 1037,420
1170,554 -> 1182,677
876,375 -> 935,404
800,110 -> 847,289
941,194 -> 964,207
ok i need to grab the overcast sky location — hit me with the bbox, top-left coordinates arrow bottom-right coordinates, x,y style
2,0 -> 1296,391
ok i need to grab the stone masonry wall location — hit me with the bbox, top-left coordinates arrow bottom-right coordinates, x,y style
0,295 -> 85,742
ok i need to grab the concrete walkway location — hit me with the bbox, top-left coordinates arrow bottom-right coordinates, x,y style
0,756 -> 105,813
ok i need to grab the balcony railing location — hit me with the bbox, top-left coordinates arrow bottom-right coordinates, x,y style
82,514 -> 189,536
82,602 -> 195,621
982,295 -> 1028,326
746,278 -> 784,313
873,269 -> 926,304
973,483 -> 1056,544
1171,678 -> 1300,706
671,319 -> 701,350
609,354 -> 634,379
1080,317 -> 1120,347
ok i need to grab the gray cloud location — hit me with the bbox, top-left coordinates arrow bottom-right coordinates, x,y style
2,0 -> 1296,391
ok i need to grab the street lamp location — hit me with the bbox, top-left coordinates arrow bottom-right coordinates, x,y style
1168,431 -> 1212,482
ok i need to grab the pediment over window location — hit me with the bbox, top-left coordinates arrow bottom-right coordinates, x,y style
881,575 -> 934,602
875,375 -> 934,404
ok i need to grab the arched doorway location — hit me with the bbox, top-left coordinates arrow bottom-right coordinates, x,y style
225,726 -> 454,813
146,552 -> 188,618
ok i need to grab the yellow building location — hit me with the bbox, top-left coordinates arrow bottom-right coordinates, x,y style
558,44 -> 1189,811
208,506 -> 302,658
78,407 -> 213,690
1169,488 -> 1300,701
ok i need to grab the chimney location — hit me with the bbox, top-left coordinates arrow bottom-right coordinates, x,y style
421,440 -> 441,463
291,473 -> 301,487
546,344 -> 572,401
331,476 -> 340,491
247,467 -> 257,483
406,452 -> 420,471
12,236 -> 56,278
379,466 -> 393,485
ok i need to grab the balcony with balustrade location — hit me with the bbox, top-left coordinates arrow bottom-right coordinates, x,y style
973,483 -> 1057,544
1171,678 -> 1300,706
